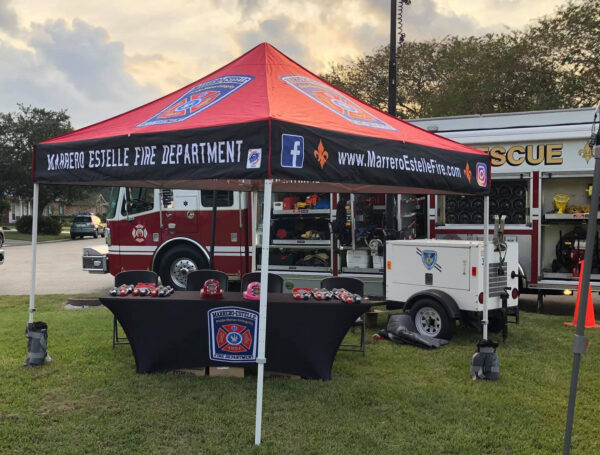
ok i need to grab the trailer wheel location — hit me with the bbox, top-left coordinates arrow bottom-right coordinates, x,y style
411,299 -> 454,340
158,245 -> 208,290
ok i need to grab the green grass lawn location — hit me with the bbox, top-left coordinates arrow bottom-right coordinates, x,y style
2,231 -> 71,242
1,296 -> 599,455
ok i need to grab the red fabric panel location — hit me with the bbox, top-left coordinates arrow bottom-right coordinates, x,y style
42,43 -> 485,159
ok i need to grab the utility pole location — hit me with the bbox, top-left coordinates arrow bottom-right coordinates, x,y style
388,0 -> 397,117
388,0 -> 410,117
386,0 -> 410,234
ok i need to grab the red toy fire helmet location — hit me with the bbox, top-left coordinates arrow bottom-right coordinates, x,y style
292,287 -> 312,300
200,279 -> 223,299
243,281 -> 261,300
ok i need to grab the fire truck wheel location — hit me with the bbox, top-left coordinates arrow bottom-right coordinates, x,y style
411,299 -> 454,340
159,245 -> 208,290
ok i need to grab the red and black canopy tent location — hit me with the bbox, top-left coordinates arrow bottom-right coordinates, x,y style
34,43 -> 487,194
31,43 -> 490,444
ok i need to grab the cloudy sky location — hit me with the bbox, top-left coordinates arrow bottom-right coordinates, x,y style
0,0 -> 564,128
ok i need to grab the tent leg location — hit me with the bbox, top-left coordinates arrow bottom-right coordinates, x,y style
483,195 -> 489,340
209,189 -> 217,268
251,192 -> 258,273
255,179 -> 272,446
28,184 -> 40,324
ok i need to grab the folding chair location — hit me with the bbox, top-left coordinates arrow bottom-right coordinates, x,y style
241,272 -> 284,293
186,269 -> 229,291
321,277 -> 366,356
113,270 -> 159,348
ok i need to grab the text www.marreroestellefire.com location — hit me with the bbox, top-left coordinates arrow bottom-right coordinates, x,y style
337,150 -> 462,178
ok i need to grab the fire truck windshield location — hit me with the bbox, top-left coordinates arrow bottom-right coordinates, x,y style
122,187 -> 155,215
106,187 -> 120,220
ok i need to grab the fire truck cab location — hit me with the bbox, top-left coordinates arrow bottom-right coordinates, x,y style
84,187 -> 250,289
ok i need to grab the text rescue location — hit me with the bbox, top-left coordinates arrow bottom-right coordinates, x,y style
477,143 -> 563,167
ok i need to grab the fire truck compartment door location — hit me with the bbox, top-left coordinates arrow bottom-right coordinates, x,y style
166,190 -> 198,233
388,243 -> 471,291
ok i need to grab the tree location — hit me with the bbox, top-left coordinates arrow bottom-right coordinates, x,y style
320,1 -> 596,118
524,0 -> 600,108
0,104 -> 90,215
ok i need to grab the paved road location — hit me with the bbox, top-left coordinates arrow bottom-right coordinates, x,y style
519,292 -> 600,316
2,238 -> 600,318
0,238 -> 114,295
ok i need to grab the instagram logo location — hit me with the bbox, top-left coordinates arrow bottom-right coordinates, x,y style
476,163 -> 487,187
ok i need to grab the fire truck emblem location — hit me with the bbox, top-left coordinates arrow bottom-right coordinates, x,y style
136,75 -> 254,127
132,224 -> 148,243
208,307 -> 259,362
417,248 -> 442,271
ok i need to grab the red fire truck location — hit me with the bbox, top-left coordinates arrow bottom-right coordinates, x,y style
84,187 -> 408,293
408,107 -> 599,307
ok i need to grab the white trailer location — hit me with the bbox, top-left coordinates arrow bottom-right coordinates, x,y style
386,239 -> 519,339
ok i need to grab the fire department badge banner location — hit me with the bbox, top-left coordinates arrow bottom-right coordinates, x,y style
208,306 -> 259,363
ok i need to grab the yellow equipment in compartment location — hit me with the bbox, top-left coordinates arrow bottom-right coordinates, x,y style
567,204 -> 590,214
553,194 -> 570,214
294,201 -> 311,210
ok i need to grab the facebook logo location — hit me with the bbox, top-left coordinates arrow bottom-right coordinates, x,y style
281,134 -> 304,168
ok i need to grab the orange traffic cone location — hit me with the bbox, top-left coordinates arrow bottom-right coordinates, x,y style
565,261 -> 600,328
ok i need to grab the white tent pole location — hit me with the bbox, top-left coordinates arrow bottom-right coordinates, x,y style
28,183 -> 40,324
483,195 -> 489,340
254,179 -> 272,446
251,191 -> 258,272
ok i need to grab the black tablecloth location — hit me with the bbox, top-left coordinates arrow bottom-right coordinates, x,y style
100,292 -> 370,380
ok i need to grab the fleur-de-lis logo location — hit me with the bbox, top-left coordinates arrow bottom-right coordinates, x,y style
579,143 -> 594,164
464,162 -> 472,182
314,139 -> 329,168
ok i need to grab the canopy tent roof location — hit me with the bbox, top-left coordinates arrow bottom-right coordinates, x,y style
33,43 -> 489,195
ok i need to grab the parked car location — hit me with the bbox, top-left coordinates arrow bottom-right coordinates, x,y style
0,248 -> 4,265
70,213 -> 106,239
0,226 -> 4,246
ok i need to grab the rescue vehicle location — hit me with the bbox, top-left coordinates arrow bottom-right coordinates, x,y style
408,107 -> 599,308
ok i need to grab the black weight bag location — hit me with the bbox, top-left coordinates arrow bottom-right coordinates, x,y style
24,321 -> 49,366
470,339 -> 499,380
